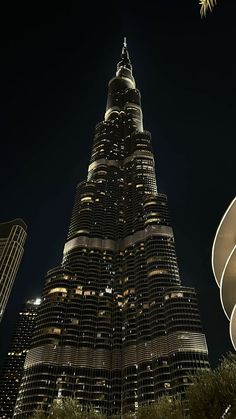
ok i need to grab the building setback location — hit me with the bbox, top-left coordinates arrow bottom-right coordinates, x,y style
0,219 -> 27,323
0,298 -> 40,419
14,41 -> 209,418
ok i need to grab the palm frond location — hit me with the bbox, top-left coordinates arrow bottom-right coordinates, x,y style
199,0 -> 217,17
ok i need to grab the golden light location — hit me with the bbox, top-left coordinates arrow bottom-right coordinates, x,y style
199,0 -> 217,17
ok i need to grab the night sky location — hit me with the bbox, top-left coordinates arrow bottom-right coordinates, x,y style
0,1 -> 236,368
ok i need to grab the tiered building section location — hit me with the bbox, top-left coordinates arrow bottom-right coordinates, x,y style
14,41 -> 209,418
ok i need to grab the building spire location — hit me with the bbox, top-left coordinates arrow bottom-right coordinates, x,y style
117,37 -> 132,74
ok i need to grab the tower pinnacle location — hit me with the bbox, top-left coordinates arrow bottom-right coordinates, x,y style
117,37 -> 132,75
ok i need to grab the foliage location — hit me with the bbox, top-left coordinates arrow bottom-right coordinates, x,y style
30,398 -> 105,419
186,353 -> 236,419
112,398 -> 187,419
31,411 -> 48,419
199,0 -> 217,17
136,397 -> 186,419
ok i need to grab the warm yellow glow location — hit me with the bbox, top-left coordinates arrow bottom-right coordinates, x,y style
84,290 -> 96,296
145,218 -> 161,224
164,292 -> 184,300
75,287 -> 83,295
48,287 -> 67,294
147,256 -> 163,264
44,327 -> 61,335
171,292 -> 184,299
70,318 -> 79,325
81,196 -> 93,203
148,269 -> 169,277
76,229 -> 90,234
199,0 -> 217,17
143,201 -> 157,207
123,288 -> 135,296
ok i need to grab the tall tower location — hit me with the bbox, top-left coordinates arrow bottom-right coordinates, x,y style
14,41 -> 209,418
0,219 -> 27,323
0,298 -> 40,419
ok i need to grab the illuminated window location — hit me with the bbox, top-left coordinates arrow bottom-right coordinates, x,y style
143,201 -> 157,207
145,218 -> 161,224
170,292 -> 184,299
48,287 -> 67,294
81,197 -> 93,203
44,327 -> 61,335
70,318 -> 79,325
76,229 -> 90,234
148,269 -> 169,277
123,288 -> 135,296
147,256 -> 163,264
75,287 -> 83,295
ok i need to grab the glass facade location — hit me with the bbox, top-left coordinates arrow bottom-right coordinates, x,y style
14,42 -> 209,418
0,299 -> 40,418
0,219 -> 27,323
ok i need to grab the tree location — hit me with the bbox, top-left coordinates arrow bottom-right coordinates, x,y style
136,397 -> 186,419
31,411 -> 47,419
30,398 -> 105,419
186,353 -> 236,419
112,397 -> 187,419
199,0 -> 217,17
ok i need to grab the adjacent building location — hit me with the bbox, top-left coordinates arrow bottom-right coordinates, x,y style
14,41 -> 209,418
0,298 -> 40,419
0,219 -> 27,323
212,197 -> 236,350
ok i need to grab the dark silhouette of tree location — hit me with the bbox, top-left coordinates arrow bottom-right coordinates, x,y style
30,398 -> 105,419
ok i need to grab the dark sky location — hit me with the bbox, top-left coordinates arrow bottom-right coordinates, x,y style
0,1 -> 236,367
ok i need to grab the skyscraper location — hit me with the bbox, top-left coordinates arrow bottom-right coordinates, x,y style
14,41 -> 209,418
0,298 -> 40,419
0,219 -> 27,323
212,197 -> 236,350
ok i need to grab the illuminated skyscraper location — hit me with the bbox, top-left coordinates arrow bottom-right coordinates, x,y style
0,219 -> 27,323
0,298 -> 40,419
212,197 -> 236,350
14,41 -> 209,418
